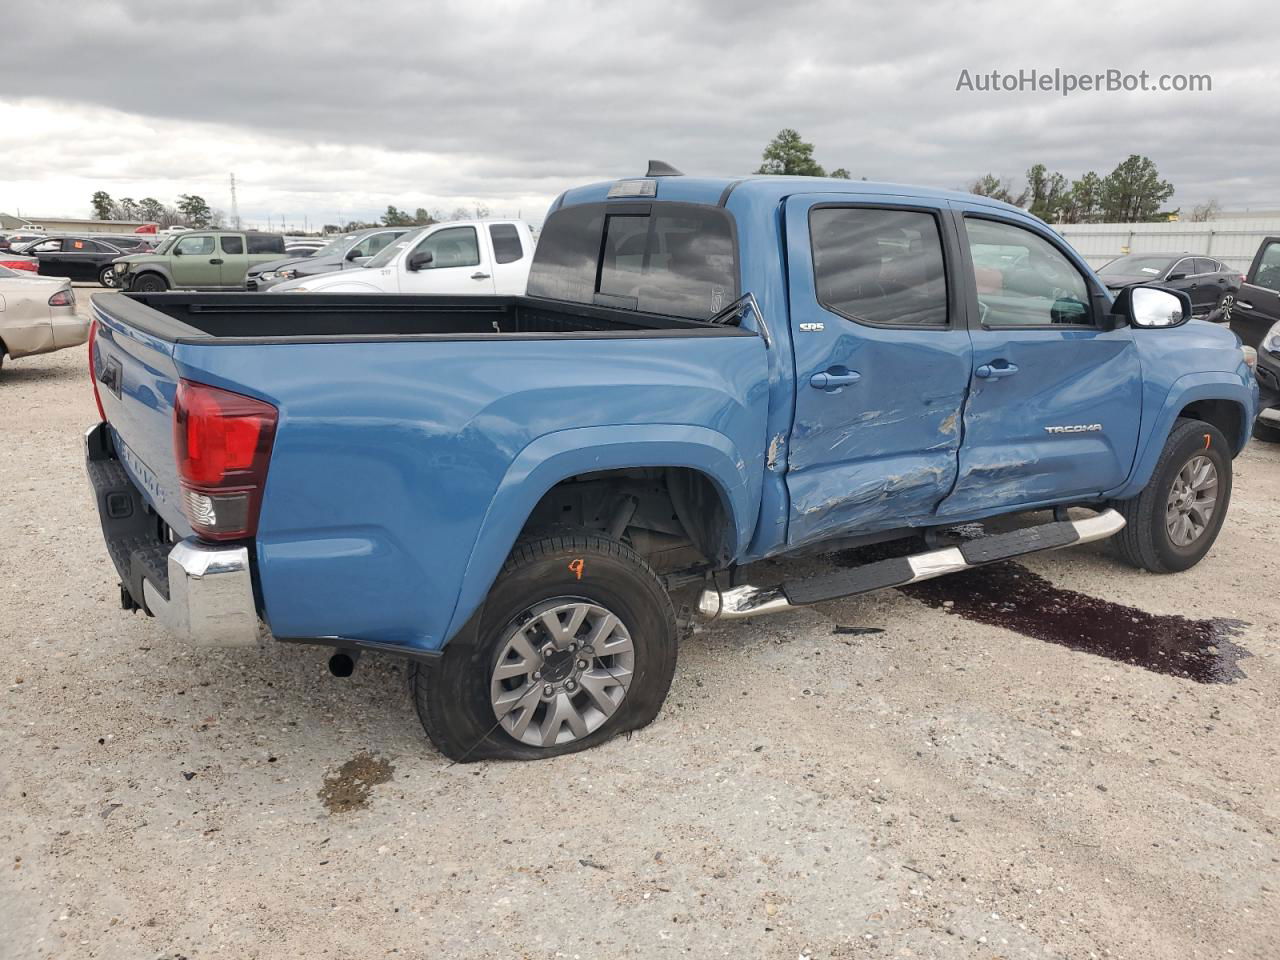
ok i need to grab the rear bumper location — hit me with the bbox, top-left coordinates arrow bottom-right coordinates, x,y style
85,423 -> 260,648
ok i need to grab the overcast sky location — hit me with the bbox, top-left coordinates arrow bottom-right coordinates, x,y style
3,0 -> 1278,229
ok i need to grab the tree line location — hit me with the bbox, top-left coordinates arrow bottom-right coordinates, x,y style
330,203 -> 495,232
91,191 -> 218,227
753,129 -> 1211,223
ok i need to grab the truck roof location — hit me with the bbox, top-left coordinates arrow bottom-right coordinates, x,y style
556,175 -> 1030,218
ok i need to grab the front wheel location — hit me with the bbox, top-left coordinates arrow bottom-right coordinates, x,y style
130,273 -> 167,293
1253,417 -> 1280,443
410,532 -> 678,761
1111,418 -> 1232,573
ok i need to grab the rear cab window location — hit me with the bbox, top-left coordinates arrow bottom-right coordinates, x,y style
489,223 -> 523,264
527,202 -> 737,320
247,234 -> 285,254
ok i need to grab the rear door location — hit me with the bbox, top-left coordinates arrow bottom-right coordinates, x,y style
397,225 -> 495,294
487,223 -> 529,294
216,234 -> 249,287
1232,238 -> 1280,349
60,238 -> 102,280
938,208 -> 1142,516
783,195 -> 973,545
170,234 -> 221,288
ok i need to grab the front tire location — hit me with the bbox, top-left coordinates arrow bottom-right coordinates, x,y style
1111,418 -> 1232,573
131,273 -> 167,293
1253,417 -> 1280,443
410,532 -> 678,761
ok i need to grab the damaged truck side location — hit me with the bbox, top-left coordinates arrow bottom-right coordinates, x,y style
87,172 -> 1258,760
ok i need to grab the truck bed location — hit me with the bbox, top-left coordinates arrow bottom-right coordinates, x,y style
100,292 -> 753,343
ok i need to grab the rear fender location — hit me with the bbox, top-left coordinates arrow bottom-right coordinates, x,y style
442,424 -> 756,643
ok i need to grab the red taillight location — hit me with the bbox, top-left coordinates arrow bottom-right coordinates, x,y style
173,379 -> 278,541
88,319 -> 107,422
48,288 -> 74,307
1,258 -> 35,271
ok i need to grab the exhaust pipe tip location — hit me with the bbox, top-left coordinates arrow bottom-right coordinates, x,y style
328,650 -> 360,678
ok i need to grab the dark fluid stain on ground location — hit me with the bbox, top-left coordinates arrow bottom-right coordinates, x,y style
319,751 -> 395,813
830,543 -> 1249,684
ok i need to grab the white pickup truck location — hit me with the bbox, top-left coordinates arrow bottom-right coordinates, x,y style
270,219 -> 534,296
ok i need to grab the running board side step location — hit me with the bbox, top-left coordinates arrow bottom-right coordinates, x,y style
698,509 -> 1125,620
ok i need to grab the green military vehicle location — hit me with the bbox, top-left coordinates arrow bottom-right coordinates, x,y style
111,231 -> 287,292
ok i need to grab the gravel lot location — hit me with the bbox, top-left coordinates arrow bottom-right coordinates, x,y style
3,291 -> 1278,959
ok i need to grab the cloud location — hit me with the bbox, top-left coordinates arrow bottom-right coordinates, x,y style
3,0 -> 1278,223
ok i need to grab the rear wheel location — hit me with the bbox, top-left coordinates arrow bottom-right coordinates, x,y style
131,273 -> 167,293
98,265 -> 117,288
410,532 -> 677,761
1111,418 -> 1231,572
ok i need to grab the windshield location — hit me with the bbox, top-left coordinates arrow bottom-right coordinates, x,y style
312,233 -> 360,259
151,235 -> 178,255
364,229 -> 423,269
1098,255 -> 1173,277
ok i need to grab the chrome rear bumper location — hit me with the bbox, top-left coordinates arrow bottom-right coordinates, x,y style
142,539 -> 260,648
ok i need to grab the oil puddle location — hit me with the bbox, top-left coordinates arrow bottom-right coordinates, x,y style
319,751 -> 395,813
830,545 -> 1249,683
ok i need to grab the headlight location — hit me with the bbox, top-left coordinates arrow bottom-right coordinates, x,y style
257,271 -> 276,281
113,262 -> 128,273
1262,320 -> 1280,355
278,269 -> 296,280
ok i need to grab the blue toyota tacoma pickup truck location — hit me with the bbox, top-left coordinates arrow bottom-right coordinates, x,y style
86,168 -> 1258,760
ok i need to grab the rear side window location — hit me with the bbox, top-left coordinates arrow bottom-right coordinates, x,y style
527,202 -> 737,320
220,235 -> 244,254
247,234 -> 285,254
489,223 -> 523,264
811,207 -> 948,326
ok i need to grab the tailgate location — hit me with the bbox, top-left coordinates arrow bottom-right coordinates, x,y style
91,298 -> 191,537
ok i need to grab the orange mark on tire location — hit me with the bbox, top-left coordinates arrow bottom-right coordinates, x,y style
568,558 -> 585,580
1204,433 -> 1211,449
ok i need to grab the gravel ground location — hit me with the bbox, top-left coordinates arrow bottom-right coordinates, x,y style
2,292 -> 1278,959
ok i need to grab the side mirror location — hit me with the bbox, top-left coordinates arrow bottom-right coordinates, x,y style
407,250 -> 433,271
173,248 -> 184,256
1111,284 -> 1191,329
344,247 -> 363,262
1166,272 -> 1187,282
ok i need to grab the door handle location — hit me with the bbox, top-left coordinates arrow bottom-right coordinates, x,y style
209,258 -> 224,265
471,271 -> 491,280
1237,300 -> 1254,311
810,370 -> 862,390
975,361 -> 1019,379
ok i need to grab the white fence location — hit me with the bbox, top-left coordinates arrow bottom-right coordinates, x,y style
1054,218 -> 1280,272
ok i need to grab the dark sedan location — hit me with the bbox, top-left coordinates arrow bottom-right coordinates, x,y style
1097,252 -> 1242,322
19,235 -> 140,287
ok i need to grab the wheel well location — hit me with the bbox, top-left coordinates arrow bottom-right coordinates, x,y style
1178,399 -> 1244,450
520,467 -> 732,574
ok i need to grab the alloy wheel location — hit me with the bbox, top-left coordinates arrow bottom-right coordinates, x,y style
1166,454 -> 1218,546
489,598 -> 634,747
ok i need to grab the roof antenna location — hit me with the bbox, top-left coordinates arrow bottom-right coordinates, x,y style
646,160 -> 684,177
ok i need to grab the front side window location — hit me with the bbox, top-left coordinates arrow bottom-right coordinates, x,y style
1255,242 -> 1280,292
964,218 -> 1091,326
175,235 -> 214,256
1168,258 -> 1196,278
220,235 -> 244,254
811,207 -> 948,326
1194,258 -> 1218,276
410,226 -> 480,269
527,202 -> 737,320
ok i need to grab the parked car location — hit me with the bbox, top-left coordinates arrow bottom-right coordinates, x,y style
111,231 -> 288,291
20,235 -> 143,287
0,250 -> 38,273
1227,237 -> 1280,442
270,220 -> 533,295
2,232 -> 49,253
86,171 -> 1256,760
283,238 -> 327,258
247,227 -> 411,291
0,266 -> 85,372
1097,252 -> 1241,321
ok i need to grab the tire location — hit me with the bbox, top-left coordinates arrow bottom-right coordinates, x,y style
131,273 -> 167,293
1253,418 -> 1280,443
1206,292 -> 1234,323
1111,418 -> 1232,573
98,265 -> 117,288
410,532 -> 678,762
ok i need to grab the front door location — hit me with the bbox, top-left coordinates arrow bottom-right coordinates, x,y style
1232,239 -> 1280,349
397,225 -> 495,294
784,195 -> 974,546
170,234 -> 222,288
938,209 -> 1142,517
